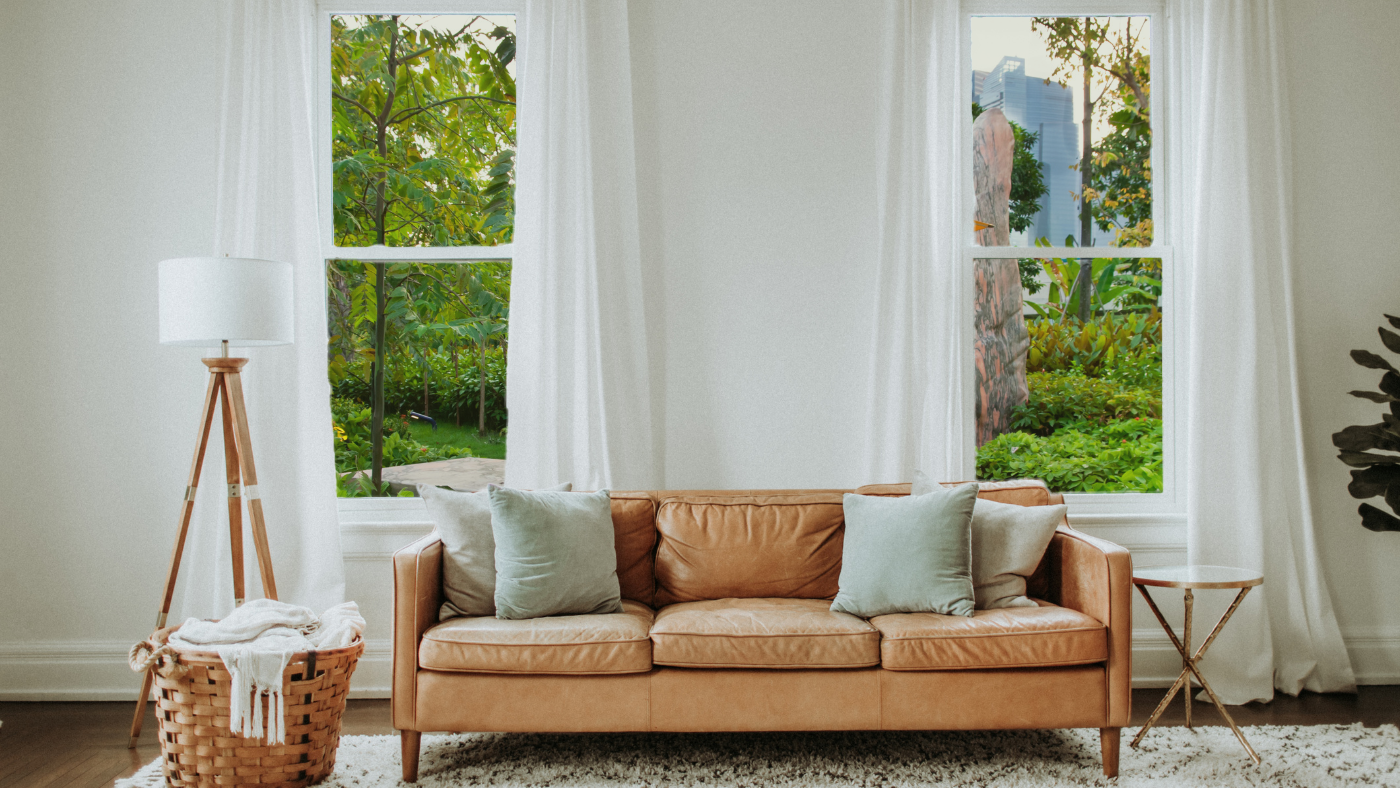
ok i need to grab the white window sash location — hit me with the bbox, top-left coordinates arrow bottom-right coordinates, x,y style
960,3 -> 1181,519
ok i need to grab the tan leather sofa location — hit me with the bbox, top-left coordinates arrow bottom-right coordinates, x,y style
392,480 -> 1132,781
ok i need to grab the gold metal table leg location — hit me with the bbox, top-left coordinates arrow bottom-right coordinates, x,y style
1130,584 -> 1261,765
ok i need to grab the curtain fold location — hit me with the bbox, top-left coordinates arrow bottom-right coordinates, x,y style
863,0 -> 969,485
1170,0 -> 1356,702
180,0 -> 344,620
505,0 -> 661,491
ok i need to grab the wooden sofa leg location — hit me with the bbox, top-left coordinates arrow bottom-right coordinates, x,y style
401,730 -> 422,782
1100,727 -> 1120,778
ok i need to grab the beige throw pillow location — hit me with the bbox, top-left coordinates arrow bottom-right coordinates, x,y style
419,482 -> 571,620
912,470 -> 1065,609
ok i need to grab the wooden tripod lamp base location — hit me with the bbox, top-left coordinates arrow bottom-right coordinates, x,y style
133,256 -> 295,748
128,350 -> 281,748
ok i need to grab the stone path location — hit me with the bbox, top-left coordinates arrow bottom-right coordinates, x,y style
356,456 -> 505,495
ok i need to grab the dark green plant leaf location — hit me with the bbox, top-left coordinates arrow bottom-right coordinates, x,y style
1387,483 -> 1400,517
1348,465 -> 1400,499
1386,314 -> 1400,331
1338,450 -> 1400,467
1350,391 -> 1397,403
1352,349 -> 1397,373
1381,327 -> 1400,355
1360,503 -> 1400,532
1333,423 -> 1400,453
1382,372 -> 1400,399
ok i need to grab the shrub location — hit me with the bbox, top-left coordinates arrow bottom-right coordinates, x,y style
331,349 -> 508,429
977,418 -> 1163,493
1009,371 -> 1160,435
1100,344 -> 1163,391
1025,310 -> 1161,378
331,396 -> 472,477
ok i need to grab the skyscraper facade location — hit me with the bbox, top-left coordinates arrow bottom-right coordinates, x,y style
973,56 -> 1090,247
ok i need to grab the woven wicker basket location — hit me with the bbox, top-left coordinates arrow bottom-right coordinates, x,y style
137,626 -> 363,787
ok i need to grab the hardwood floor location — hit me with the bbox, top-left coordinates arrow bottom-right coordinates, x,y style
2,688 -> 1396,787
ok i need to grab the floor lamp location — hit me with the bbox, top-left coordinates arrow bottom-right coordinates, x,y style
128,256 -> 295,748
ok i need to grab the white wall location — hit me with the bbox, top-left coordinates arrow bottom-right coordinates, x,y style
0,0 -> 221,696
2,0 -> 1397,700
1284,0 -> 1400,683
631,0 -> 882,490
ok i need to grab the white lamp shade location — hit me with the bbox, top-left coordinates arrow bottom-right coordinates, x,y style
158,257 -> 294,346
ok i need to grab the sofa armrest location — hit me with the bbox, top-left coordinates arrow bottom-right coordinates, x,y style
392,531 -> 443,731
1047,524 -> 1133,728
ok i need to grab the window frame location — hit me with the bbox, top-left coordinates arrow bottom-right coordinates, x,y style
961,0 -> 1183,524
316,0 -> 521,517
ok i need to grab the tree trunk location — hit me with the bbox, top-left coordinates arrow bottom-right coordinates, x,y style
478,341 -> 487,434
972,108 -> 1029,447
370,264 -> 387,491
423,365 -> 430,416
1075,18 -> 1095,323
369,17 -> 401,495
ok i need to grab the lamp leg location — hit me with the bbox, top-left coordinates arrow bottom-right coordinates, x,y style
219,377 -> 246,606
224,369 -> 278,599
129,371 -> 222,749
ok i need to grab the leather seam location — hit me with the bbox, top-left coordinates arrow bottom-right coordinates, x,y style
424,637 -> 651,647
880,657 -> 1108,670
878,627 -> 1104,641
419,666 -> 654,675
649,632 -> 879,639
653,660 -> 881,669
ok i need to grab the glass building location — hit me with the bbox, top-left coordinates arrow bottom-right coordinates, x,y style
974,56 -> 1107,246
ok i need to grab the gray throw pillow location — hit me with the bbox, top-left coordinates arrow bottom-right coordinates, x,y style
913,470 -> 1066,608
419,482 -> 571,620
488,486 -> 624,620
831,483 -> 978,618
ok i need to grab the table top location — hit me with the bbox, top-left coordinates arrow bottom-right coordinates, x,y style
1132,564 -> 1263,589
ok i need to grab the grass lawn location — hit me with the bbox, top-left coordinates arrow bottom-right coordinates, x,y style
407,420 -> 506,460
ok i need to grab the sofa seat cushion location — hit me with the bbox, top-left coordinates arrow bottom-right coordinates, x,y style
871,601 -> 1107,670
651,598 -> 879,669
419,599 -> 654,674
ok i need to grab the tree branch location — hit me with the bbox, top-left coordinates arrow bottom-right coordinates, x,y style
333,91 -> 377,120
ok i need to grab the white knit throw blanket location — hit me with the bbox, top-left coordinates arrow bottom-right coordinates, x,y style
169,599 -> 364,744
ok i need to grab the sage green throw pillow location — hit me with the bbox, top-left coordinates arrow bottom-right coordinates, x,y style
419,482 -> 571,620
488,486 -> 624,620
831,483 -> 978,618
912,471 -> 1066,609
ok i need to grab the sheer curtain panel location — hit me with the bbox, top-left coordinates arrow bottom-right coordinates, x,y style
863,0 -> 969,485
179,0 -> 345,620
505,0 -> 661,490
1169,0 -> 1356,703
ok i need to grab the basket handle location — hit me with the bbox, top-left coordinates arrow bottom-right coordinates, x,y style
128,637 -> 188,679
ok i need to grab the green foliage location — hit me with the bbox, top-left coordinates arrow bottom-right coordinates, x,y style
331,348 -> 507,429
1009,371 -> 1160,435
1025,310 -> 1161,377
331,14 -> 516,248
407,421 -> 506,460
978,418 -> 1163,493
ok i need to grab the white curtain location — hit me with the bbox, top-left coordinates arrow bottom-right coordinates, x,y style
505,0 -> 661,491
863,0 -> 969,485
179,0 -> 345,620
1169,0 -> 1356,702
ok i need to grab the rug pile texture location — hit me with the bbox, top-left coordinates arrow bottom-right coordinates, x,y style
118,724 -> 1399,787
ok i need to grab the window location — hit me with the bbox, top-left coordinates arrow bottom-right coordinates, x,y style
318,7 -> 517,498
967,11 -> 1174,503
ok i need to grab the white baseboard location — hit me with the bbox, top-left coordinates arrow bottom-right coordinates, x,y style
3,631 -> 1394,701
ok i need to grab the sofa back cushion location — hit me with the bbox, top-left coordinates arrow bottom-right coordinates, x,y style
653,493 -> 845,606
610,493 -> 659,605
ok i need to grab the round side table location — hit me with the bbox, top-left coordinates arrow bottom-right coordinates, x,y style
1131,564 -> 1263,765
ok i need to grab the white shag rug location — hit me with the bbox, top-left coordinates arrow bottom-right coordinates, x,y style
117,725 -> 1400,787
